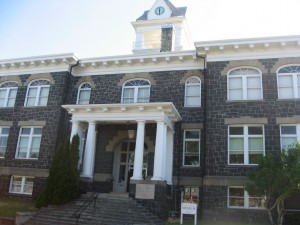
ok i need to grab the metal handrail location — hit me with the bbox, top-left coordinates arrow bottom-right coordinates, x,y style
71,192 -> 99,225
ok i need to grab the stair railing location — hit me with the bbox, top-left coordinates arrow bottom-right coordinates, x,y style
71,191 -> 99,225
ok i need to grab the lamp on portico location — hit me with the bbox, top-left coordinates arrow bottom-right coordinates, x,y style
128,130 -> 136,139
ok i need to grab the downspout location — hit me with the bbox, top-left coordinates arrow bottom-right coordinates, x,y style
196,53 -> 207,213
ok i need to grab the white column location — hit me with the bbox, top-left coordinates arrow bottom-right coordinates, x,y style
152,121 -> 167,181
70,120 -> 79,141
82,121 -> 96,178
131,120 -> 146,180
165,128 -> 174,184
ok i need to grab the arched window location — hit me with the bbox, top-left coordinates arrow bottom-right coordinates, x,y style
228,67 -> 262,100
185,77 -> 201,107
25,80 -> 50,106
277,65 -> 300,99
122,79 -> 150,103
0,82 -> 18,107
77,83 -> 91,104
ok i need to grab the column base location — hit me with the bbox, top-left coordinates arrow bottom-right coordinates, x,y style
131,176 -> 143,181
151,176 -> 164,181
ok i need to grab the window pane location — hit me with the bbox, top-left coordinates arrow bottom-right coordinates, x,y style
186,85 -> 200,96
229,187 -> 244,196
24,177 -> 34,194
40,87 -> 49,97
229,77 -> 242,89
229,89 -> 243,100
279,88 -> 294,99
21,128 -> 31,135
26,97 -> 36,106
11,176 -> 22,193
249,138 -> 263,150
33,128 -> 42,135
0,136 -> 8,157
7,98 -> 16,107
2,128 -> 10,135
229,138 -> 244,150
30,137 -> 41,158
186,141 -> 199,154
186,130 -> 200,139
184,155 -> 199,166
27,88 -> 37,97
186,96 -> 200,106
247,77 -> 260,88
281,126 -> 296,134
278,76 -> 293,87
248,127 -> 263,135
0,89 -> 6,98
249,197 -> 264,208
229,127 -> 243,135
281,137 -> 297,149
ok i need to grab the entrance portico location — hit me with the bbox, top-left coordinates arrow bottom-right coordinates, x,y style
62,102 -> 181,187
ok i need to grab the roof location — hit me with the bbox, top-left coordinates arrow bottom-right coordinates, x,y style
136,0 -> 187,21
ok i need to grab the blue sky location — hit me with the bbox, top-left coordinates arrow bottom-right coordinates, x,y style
0,0 -> 299,60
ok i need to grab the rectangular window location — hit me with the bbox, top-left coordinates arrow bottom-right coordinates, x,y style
228,125 -> 264,165
9,176 -> 34,195
280,125 -> 300,150
183,130 -> 200,166
278,74 -> 300,99
16,127 -> 42,159
0,127 -> 9,158
228,187 -> 265,209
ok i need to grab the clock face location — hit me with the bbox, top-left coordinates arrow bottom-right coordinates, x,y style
155,6 -> 165,15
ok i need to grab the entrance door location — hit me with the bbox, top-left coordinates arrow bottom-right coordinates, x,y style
113,140 -> 135,192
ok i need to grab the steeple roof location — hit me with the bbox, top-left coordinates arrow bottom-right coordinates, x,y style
136,0 -> 187,21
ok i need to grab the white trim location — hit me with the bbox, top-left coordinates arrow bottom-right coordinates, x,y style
76,82 -> 92,105
24,79 -> 50,107
228,125 -> 265,165
15,127 -> 43,160
184,76 -> 201,107
227,186 -> 265,209
280,124 -> 300,150
183,129 -> 200,167
9,175 -> 34,195
227,67 -> 263,101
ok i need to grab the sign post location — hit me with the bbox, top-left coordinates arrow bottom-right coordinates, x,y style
180,203 -> 197,225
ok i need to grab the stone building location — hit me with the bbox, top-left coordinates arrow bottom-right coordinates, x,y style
0,0 -> 299,222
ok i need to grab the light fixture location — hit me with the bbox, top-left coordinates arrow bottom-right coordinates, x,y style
128,130 -> 136,139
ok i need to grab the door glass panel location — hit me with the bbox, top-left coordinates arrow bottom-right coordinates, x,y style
120,153 -> 127,163
118,165 -> 126,183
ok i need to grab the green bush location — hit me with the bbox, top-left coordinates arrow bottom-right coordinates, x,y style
36,135 -> 80,208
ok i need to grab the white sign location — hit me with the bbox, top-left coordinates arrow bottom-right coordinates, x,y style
180,203 -> 197,225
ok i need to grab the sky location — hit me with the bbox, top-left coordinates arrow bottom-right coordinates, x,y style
0,0 -> 300,60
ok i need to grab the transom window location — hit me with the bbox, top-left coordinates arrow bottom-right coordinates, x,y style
228,125 -> 265,165
9,176 -> 34,195
77,82 -> 91,104
122,79 -> 150,103
25,80 -> 50,106
228,68 -> 262,100
228,187 -> 265,209
185,77 -> 201,107
0,127 -> 9,158
16,127 -> 42,159
183,130 -> 200,166
277,65 -> 300,99
280,124 -> 300,150
0,82 -> 18,107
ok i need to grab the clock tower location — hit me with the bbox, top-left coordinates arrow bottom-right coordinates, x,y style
132,0 -> 193,53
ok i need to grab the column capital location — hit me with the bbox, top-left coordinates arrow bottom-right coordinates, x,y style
70,120 -> 80,124
156,120 -> 165,125
87,120 -> 96,125
136,120 -> 146,124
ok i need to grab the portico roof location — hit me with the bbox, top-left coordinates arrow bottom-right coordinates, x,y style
62,102 -> 182,130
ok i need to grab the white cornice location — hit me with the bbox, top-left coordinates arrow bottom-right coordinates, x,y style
73,50 -> 202,76
131,17 -> 185,28
62,102 -> 182,130
0,53 -> 78,76
195,35 -> 300,62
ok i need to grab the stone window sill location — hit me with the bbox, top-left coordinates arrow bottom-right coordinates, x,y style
226,100 -> 265,103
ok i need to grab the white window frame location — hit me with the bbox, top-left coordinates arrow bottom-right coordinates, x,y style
185,76 -> 201,107
280,124 -> 300,150
227,67 -> 263,101
277,65 -> 300,99
121,79 -> 150,103
9,176 -> 34,195
228,125 -> 265,165
0,82 -> 18,107
15,127 -> 42,159
24,79 -> 50,107
76,82 -> 92,104
0,127 -> 9,158
228,186 -> 265,209
183,129 -> 201,167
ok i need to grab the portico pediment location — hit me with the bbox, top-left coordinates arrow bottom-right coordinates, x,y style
62,102 -> 181,130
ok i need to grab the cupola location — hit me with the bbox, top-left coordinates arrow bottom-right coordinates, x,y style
132,0 -> 193,54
